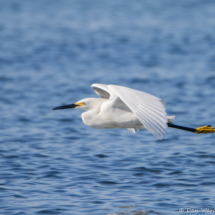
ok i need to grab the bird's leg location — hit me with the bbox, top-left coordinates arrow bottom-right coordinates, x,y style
167,123 -> 215,134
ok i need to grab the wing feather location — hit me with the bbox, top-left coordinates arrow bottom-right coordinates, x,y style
137,106 -> 166,137
91,84 -> 117,99
139,103 -> 167,124
108,85 -> 167,139
136,109 -> 165,137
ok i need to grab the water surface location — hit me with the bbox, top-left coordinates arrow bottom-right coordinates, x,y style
1,0 -> 215,214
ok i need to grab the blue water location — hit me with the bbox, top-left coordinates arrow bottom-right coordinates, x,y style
1,0 -> 215,214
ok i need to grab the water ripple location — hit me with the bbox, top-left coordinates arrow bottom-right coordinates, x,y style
1,0 -> 215,214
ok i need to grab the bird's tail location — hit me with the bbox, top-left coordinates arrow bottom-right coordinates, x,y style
167,115 -> 175,124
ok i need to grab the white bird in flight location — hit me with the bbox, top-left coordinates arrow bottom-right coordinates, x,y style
53,84 -> 215,139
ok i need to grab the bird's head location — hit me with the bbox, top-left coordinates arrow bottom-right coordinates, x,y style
53,98 -> 101,111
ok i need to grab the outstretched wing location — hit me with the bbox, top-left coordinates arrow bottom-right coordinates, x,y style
108,85 -> 167,139
91,84 -> 117,99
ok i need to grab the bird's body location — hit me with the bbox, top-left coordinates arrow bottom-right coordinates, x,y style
81,98 -> 144,129
53,84 -> 215,139
81,98 -> 174,130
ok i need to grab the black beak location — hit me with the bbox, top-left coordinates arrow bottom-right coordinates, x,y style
52,103 -> 78,110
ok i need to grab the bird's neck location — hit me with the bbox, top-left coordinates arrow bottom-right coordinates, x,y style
81,101 -> 103,128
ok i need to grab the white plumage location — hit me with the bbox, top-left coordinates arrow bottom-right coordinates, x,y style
91,84 -> 168,139
53,84 -> 175,139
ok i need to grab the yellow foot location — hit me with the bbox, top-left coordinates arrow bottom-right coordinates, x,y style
195,125 -> 215,134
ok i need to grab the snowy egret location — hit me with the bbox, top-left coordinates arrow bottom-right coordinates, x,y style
53,84 -> 215,139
